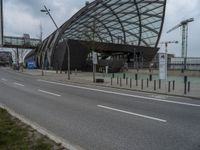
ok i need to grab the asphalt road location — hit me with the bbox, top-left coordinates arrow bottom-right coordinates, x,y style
0,67 -> 200,150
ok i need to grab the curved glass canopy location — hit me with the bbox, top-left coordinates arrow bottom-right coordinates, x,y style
59,0 -> 166,47
36,0 -> 167,68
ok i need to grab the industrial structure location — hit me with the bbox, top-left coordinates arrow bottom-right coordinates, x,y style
26,0 -> 167,72
167,18 -> 194,70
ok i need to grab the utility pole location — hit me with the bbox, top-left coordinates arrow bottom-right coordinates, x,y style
0,0 -> 4,47
16,48 -> 19,70
39,22 -> 43,42
41,5 -> 71,80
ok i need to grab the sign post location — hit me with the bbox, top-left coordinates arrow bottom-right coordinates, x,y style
0,0 -> 3,46
159,53 -> 167,80
159,52 -> 167,91
92,52 -> 98,83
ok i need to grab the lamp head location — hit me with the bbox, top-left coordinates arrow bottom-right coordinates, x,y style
40,9 -> 47,12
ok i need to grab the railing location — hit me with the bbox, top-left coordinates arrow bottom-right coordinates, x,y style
128,59 -> 200,71
3,36 -> 41,48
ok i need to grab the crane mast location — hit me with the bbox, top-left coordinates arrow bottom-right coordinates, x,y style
167,18 -> 194,58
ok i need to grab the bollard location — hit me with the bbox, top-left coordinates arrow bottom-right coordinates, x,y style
147,78 -> 149,88
188,81 -> 190,93
150,74 -> 152,81
135,74 -> 138,80
184,76 -> 188,94
141,79 -> 143,90
130,78 -> 132,88
111,77 -> 113,86
123,73 -> 126,79
112,73 -> 115,78
120,78 -> 122,87
154,80 -> 156,91
159,79 -> 161,89
184,82 -> 187,94
173,80 -> 175,90
168,81 -> 171,93
135,74 -> 138,86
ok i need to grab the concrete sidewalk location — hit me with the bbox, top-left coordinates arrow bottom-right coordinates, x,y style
20,69 -> 200,99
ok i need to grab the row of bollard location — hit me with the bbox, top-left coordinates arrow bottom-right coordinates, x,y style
111,74 -> 191,94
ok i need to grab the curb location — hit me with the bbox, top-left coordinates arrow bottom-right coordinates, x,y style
53,79 -> 200,100
17,69 -> 200,100
0,103 -> 84,150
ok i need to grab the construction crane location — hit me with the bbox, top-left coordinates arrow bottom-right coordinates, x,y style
160,41 -> 179,54
167,18 -> 194,58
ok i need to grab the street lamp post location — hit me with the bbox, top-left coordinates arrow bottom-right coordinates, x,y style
41,5 -> 71,80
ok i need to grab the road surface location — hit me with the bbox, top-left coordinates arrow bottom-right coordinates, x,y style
0,68 -> 200,150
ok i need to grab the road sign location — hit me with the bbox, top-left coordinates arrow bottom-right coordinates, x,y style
92,52 -> 98,65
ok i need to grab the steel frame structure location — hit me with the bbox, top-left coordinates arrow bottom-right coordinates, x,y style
36,0 -> 167,68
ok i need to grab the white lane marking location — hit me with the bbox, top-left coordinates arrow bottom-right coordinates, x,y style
38,89 -> 61,97
37,79 -> 200,107
1,78 -> 7,81
98,105 -> 167,123
14,82 -> 25,87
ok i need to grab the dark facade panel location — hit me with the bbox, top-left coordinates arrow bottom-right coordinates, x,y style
52,39 -> 158,71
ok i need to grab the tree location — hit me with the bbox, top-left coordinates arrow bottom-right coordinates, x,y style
81,14 -> 101,83
12,48 -> 30,71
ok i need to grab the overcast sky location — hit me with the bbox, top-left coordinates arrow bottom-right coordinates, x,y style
2,0 -> 200,57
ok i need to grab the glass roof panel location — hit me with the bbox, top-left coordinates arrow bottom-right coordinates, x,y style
47,0 -> 167,48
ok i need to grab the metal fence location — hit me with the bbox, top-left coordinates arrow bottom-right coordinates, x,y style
128,57 -> 200,71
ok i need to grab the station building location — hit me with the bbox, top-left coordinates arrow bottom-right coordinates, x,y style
27,0 -> 167,72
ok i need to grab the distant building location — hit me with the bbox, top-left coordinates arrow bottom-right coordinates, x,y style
0,51 -> 12,66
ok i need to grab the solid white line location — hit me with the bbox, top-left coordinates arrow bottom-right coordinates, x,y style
37,79 -> 200,107
1,78 -> 7,81
98,105 -> 167,123
38,89 -> 61,97
14,82 -> 25,87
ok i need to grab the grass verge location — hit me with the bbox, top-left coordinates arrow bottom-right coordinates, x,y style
0,108 -> 66,150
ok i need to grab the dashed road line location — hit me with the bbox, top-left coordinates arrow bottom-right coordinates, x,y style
38,89 -> 61,97
14,82 -> 25,87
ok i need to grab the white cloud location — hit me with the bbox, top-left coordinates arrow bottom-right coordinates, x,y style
4,2 -> 40,37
